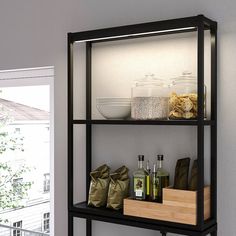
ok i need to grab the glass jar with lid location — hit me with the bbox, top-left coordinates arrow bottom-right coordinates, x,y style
131,74 -> 169,120
168,71 -> 206,120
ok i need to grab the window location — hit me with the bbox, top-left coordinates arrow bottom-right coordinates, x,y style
13,178 -> 23,195
43,173 -> 50,192
0,67 -> 53,235
13,221 -> 22,236
15,128 -> 21,134
13,178 -> 23,186
43,212 -> 50,233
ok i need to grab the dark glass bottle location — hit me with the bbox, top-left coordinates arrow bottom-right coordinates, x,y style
146,160 -> 151,200
151,164 -> 158,201
155,155 -> 169,202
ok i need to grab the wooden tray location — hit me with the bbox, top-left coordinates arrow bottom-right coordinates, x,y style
124,186 -> 210,225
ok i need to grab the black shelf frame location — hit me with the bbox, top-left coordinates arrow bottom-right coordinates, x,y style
73,119 -> 215,126
68,14 -> 217,236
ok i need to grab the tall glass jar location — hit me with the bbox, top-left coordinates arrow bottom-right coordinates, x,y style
168,71 -> 206,119
131,74 -> 169,120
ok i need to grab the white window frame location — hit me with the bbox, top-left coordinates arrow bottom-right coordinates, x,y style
42,212 -> 50,233
12,220 -> 22,236
0,66 -> 54,236
43,173 -> 50,193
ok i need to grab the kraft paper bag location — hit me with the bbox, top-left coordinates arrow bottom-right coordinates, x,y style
189,160 -> 198,191
88,164 -> 110,207
173,157 -> 190,190
107,166 -> 129,210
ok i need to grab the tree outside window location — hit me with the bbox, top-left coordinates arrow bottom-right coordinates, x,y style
0,108 -> 33,214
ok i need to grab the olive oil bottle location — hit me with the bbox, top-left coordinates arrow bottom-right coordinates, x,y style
146,160 -> 151,200
155,155 -> 169,202
133,155 -> 147,200
151,164 -> 158,201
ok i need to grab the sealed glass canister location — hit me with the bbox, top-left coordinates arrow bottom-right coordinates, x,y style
168,71 -> 206,119
131,74 -> 169,120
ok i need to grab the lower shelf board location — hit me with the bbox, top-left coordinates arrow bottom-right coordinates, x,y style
71,202 -> 216,235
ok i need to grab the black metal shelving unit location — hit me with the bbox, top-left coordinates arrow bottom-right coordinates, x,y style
68,15 -> 217,236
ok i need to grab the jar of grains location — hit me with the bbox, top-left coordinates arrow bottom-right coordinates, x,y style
131,74 -> 169,120
168,71 -> 206,120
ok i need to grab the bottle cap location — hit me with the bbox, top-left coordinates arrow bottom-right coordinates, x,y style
157,155 -> 164,161
138,155 -> 144,161
153,164 -> 157,172
146,160 -> 151,171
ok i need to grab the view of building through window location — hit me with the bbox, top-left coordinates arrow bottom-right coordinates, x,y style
0,85 -> 50,236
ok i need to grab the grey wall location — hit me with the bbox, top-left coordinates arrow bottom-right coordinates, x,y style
1,0 -> 236,236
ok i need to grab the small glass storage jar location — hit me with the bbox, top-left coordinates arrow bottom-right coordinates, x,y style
168,71 -> 206,120
131,74 -> 169,120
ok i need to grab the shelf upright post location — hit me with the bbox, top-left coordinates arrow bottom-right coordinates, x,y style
68,33 -> 74,209
86,41 -> 92,236
68,33 -> 74,236
68,212 -> 74,236
210,22 -> 217,231
196,16 -> 205,230
86,41 -> 92,199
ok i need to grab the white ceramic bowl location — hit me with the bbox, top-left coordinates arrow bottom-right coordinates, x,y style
96,103 -> 131,119
96,97 -> 131,104
97,102 -> 131,106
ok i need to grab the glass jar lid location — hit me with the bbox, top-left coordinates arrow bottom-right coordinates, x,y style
134,74 -> 166,87
171,71 -> 196,85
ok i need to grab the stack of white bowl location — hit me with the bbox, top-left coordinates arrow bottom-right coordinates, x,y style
96,98 -> 131,119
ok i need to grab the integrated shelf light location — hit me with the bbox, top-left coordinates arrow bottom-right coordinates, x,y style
74,26 -> 196,43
